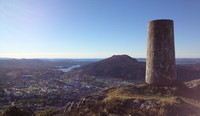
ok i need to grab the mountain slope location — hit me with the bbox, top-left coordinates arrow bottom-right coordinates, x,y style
176,65 -> 200,81
81,55 -> 145,80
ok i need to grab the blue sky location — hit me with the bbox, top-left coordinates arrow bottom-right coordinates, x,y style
0,0 -> 200,58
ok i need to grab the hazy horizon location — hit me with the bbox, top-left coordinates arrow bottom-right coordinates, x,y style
1,56 -> 200,59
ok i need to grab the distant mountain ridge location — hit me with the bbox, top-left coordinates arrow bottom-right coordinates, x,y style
80,55 -> 200,81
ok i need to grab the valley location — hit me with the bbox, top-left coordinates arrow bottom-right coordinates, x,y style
1,56 -> 200,115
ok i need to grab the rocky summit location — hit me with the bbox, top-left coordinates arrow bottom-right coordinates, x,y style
61,82 -> 200,116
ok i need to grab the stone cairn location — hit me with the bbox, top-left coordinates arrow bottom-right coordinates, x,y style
145,19 -> 176,86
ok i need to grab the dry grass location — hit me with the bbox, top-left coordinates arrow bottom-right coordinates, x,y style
103,86 -> 177,105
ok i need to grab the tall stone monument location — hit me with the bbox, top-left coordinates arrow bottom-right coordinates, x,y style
146,19 -> 176,86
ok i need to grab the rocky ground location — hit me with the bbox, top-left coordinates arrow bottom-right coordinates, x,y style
60,81 -> 200,116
